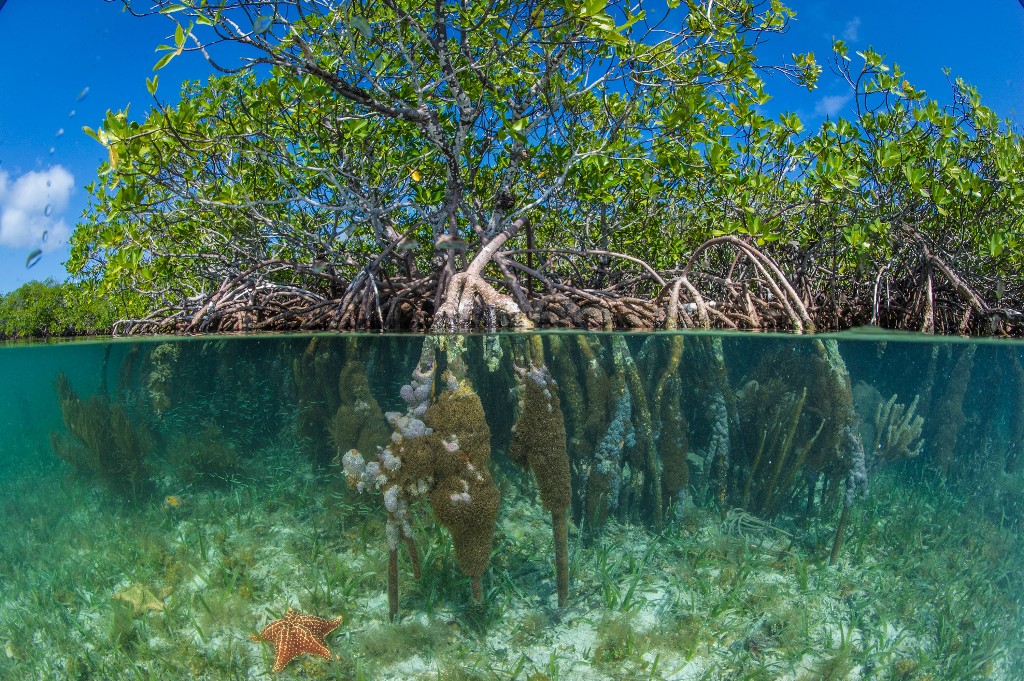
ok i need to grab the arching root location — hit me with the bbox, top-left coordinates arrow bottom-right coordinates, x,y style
433,271 -> 532,332
432,218 -> 534,332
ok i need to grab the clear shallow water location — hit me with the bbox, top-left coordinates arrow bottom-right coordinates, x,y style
0,331 -> 1022,680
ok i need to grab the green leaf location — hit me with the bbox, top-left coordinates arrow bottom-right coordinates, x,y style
618,10 -> 645,31
588,12 -> 616,32
902,165 -> 926,191
153,52 -> 176,71
878,142 -> 900,168
146,75 -> 159,96
989,233 -> 1004,258
350,16 -> 373,40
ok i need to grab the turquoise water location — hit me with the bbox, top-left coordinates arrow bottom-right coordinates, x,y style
0,331 -> 1022,680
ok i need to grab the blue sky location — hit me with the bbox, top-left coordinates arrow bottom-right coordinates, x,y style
0,1 -> 1021,295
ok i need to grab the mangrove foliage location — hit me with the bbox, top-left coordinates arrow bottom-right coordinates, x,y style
70,0 -> 1024,335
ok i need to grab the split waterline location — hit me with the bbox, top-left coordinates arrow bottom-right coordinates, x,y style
0,330 -> 1022,679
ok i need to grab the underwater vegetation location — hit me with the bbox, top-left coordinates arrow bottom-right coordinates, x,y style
509,336 -> 572,608
289,331 -> 1024,640
5,332 -> 1023,679
50,371 -> 152,502
47,339 -> 287,501
168,422 -> 242,488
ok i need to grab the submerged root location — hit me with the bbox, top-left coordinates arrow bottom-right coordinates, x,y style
510,337 -> 572,606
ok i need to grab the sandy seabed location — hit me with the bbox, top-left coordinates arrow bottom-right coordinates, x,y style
1,442 -> 1022,681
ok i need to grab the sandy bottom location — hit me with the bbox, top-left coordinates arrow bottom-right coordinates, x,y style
1,443 -> 1022,680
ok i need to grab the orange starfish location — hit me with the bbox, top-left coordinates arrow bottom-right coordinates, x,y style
249,609 -> 343,673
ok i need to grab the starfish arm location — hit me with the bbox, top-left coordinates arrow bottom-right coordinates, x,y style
272,645 -> 298,673
258,622 -> 284,649
264,623 -> 299,672
295,615 -> 343,639
271,628 -> 302,673
294,626 -> 333,660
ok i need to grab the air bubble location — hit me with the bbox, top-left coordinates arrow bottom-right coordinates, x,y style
42,230 -> 49,243
77,86 -> 90,101
55,128 -> 65,138
44,204 -> 52,217
26,249 -> 42,269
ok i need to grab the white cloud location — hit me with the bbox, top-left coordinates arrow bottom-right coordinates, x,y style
842,17 -> 861,42
0,166 -> 74,252
814,93 -> 853,118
